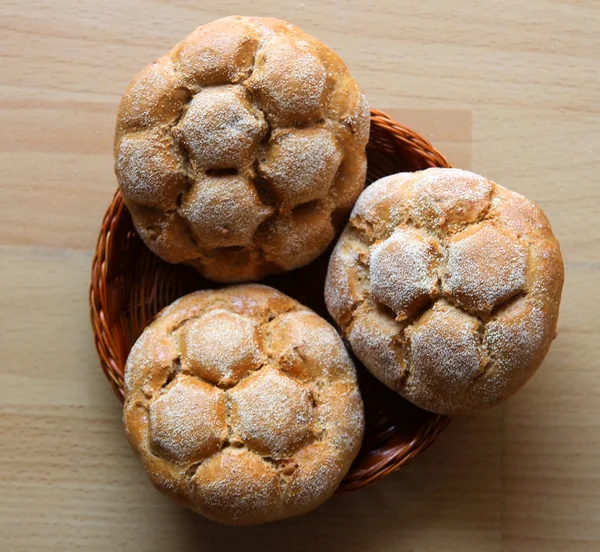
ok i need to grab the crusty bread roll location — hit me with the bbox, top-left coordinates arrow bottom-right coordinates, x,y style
325,168 -> 564,415
114,16 -> 369,282
123,284 -> 364,525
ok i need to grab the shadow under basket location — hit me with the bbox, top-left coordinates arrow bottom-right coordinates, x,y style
90,108 -> 452,493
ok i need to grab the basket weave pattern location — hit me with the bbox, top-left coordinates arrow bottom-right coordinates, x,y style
90,108 -> 451,492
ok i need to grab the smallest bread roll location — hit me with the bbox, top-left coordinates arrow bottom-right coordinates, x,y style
123,284 -> 364,525
325,168 -> 564,415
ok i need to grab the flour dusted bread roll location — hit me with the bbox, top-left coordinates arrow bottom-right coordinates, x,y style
114,16 -> 369,282
123,284 -> 364,525
325,168 -> 564,415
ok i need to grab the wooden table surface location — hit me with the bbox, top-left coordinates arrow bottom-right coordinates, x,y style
2,1 -> 599,550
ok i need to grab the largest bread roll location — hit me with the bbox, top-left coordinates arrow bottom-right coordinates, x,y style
114,16 -> 369,282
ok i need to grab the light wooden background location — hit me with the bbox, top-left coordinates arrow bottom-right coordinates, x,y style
1,1 -> 599,550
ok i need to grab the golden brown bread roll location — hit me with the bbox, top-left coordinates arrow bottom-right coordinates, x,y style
114,16 -> 369,282
325,168 -> 564,415
123,284 -> 364,525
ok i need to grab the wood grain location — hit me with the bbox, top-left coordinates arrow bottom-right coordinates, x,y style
1,1 -> 599,550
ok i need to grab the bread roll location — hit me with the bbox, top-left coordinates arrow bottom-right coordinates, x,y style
114,16 -> 369,282
325,168 -> 564,415
124,284 -> 364,525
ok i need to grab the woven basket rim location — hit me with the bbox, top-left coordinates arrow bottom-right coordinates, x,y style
90,107 -> 451,493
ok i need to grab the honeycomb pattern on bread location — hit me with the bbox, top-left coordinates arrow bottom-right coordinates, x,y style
325,168 -> 564,415
123,285 -> 364,525
115,16 -> 369,282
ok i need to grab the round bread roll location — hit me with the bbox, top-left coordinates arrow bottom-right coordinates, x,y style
123,284 -> 364,525
114,16 -> 369,282
325,168 -> 564,415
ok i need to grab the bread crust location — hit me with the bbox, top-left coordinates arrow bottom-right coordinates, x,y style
325,168 -> 564,415
123,284 -> 364,525
115,16 -> 369,282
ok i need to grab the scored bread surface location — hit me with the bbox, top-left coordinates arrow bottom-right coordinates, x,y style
114,16 -> 369,282
123,284 -> 364,525
325,168 -> 564,415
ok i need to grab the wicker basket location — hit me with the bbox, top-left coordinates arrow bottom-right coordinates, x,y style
90,108 -> 451,492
